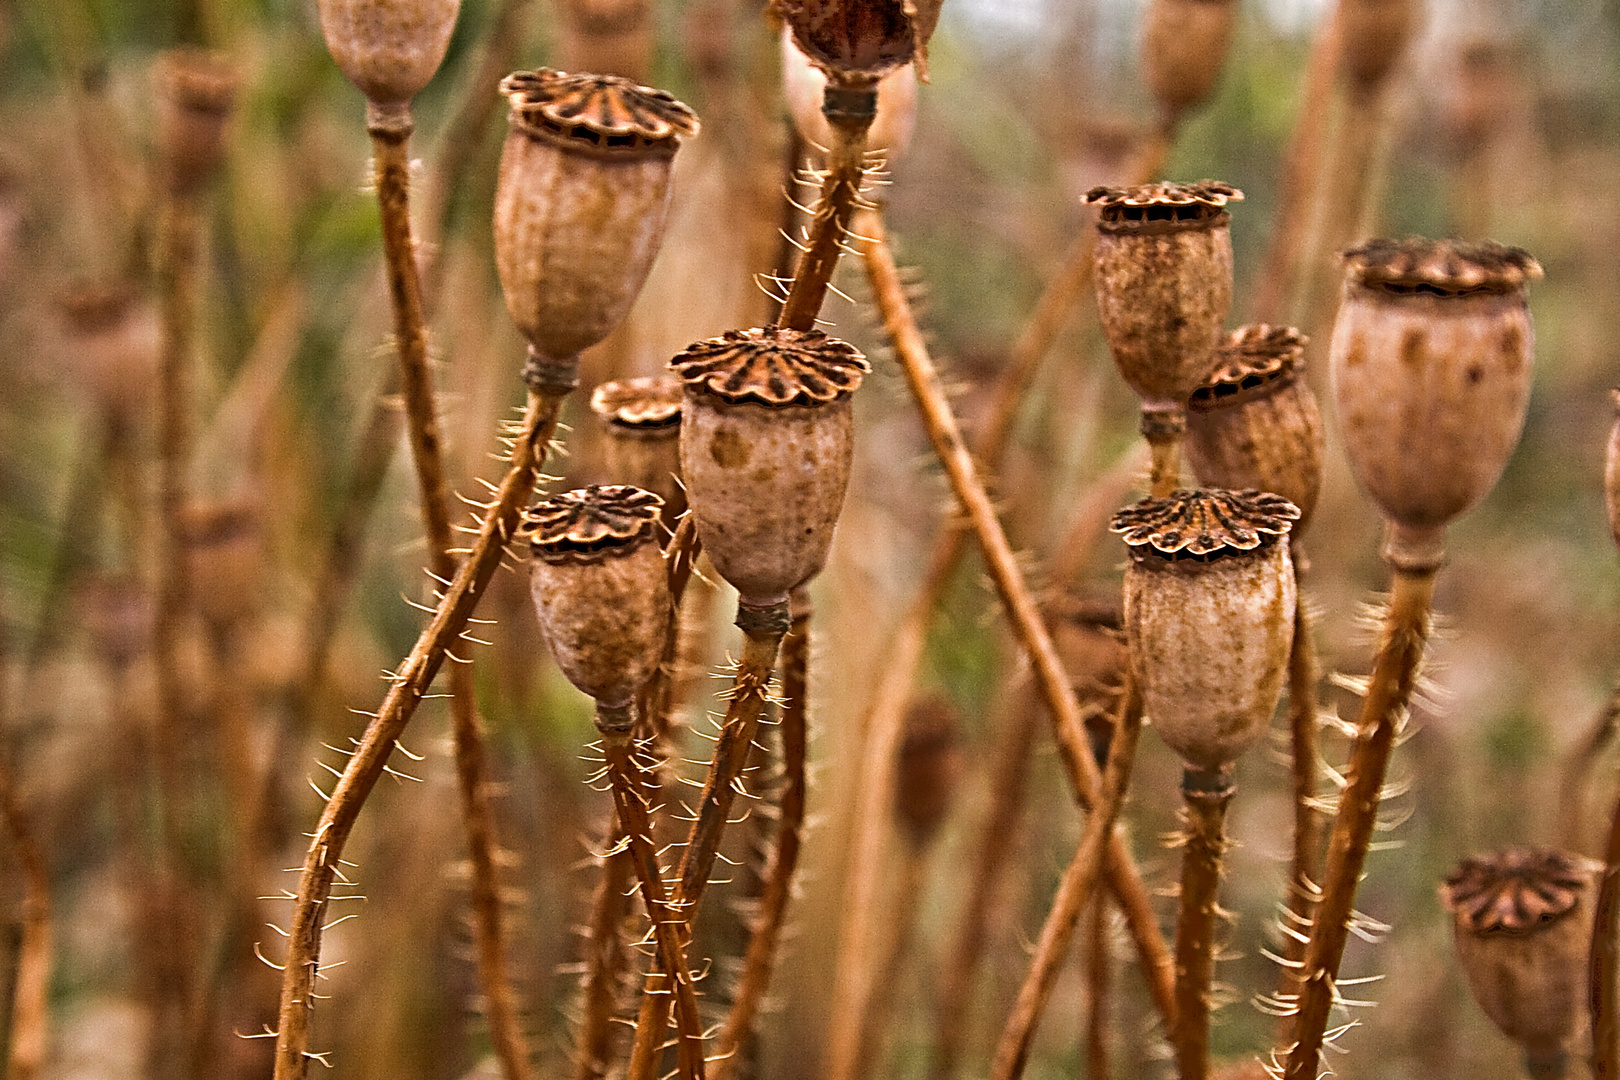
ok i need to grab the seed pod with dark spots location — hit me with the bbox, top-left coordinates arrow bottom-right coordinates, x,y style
494,70 -> 699,371
671,327 -> 869,608
774,0 -> 942,82
1186,324 -> 1325,532
526,486 -> 670,709
178,498 -> 264,633
155,48 -> 238,198
1441,848 -> 1598,1074
316,0 -> 461,109
1329,238 -> 1540,569
893,695 -> 961,848
1340,0 -> 1420,96
1141,0 -> 1238,120
1112,489 -> 1298,769
1085,181 -> 1242,421
591,375 -> 685,521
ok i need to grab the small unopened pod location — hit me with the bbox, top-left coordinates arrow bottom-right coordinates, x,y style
526,486 -> 670,709
1111,489 -> 1299,769
1084,181 -> 1242,414
776,0 -> 942,81
1186,324 -> 1325,532
591,375 -> 685,519
1141,0 -> 1238,120
781,27 -> 917,161
1329,238 -> 1540,565
1440,848 -> 1598,1077
155,48 -> 237,197
671,326 -> 870,608
494,69 -> 698,368
316,0 -> 461,108
1340,0 -> 1420,95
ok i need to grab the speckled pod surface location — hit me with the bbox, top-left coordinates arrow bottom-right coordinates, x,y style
155,48 -> 237,197
671,327 -> 869,607
1330,239 -> 1540,552
590,375 -> 684,518
316,0 -> 460,107
1085,182 -> 1242,410
527,486 -> 670,708
1186,324 -> 1325,530
1141,0 -> 1237,118
1441,848 -> 1597,1058
1112,489 -> 1298,769
781,27 -> 916,159
1340,0 -> 1419,92
494,69 -> 698,364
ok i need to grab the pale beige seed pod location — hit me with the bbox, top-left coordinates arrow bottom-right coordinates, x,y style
1340,0 -> 1419,96
671,327 -> 870,608
526,486 -> 670,711
1186,324 -> 1325,532
494,70 -> 699,370
1330,238 -> 1540,569
1606,390 -> 1620,555
178,499 -> 264,633
1112,489 -> 1299,770
590,375 -> 684,520
781,27 -> 917,162
1085,181 -> 1243,419
1441,848 -> 1598,1076
1141,0 -> 1238,120
316,0 -> 460,109
155,48 -> 238,197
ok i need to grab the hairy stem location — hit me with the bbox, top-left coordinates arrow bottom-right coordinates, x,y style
988,680 -> 1144,1080
1171,765 -> 1234,1080
1283,564 -> 1436,1080
1278,578 -> 1325,1025
273,382 -> 569,1080
777,87 -> 875,332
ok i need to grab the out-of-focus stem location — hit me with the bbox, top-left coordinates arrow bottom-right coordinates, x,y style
1560,679 -> 1620,853
1282,565 -> 1436,1080
1591,772 -> 1620,1079
1170,765 -> 1234,1080
988,681 -> 1144,1080
777,86 -> 875,332
1086,892 -> 1111,1080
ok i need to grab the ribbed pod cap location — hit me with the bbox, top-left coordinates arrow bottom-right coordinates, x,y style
672,327 -> 869,608
1112,489 -> 1298,769
316,0 -> 461,108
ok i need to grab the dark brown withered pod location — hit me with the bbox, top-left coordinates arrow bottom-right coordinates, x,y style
775,0 -> 942,81
1085,181 -> 1242,494
526,486 -> 671,717
57,281 -> 159,419
1329,238 -> 1540,570
1442,848 -> 1598,1080
671,326 -> 869,609
155,49 -> 238,198
315,0 -> 460,112
590,375 -> 686,522
1111,488 -> 1299,770
494,70 -> 699,380
1141,0 -> 1238,120
1186,324 -> 1325,532
893,696 -> 961,849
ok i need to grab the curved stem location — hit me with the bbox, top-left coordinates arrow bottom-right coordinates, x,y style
1171,765 -> 1234,1080
1282,565 -> 1436,1080
273,384 -> 568,1080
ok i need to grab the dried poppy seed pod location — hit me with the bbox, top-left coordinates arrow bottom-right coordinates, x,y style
1085,181 -> 1242,427
316,0 -> 460,114
591,375 -> 685,521
775,0 -> 942,82
1606,390 -> 1620,554
781,28 -> 917,162
155,48 -> 238,197
1112,489 -> 1299,769
1186,324 -> 1326,532
178,499 -> 264,633
893,696 -> 961,848
57,281 -> 161,422
1340,0 -> 1419,96
671,327 -> 869,609
1141,0 -> 1238,120
526,486 -> 670,714
1330,238 -> 1540,571
1441,848 -> 1598,1077
494,70 -> 698,385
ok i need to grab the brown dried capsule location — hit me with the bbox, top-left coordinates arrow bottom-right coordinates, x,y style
1607,390 -> 1620,555
1441,848 -> 1597,1074
671,326 -> 869,608
781,27 -> 917,161
1085,181 -> 1242,418
316,0 -> 460,110
494,70 -> 699,373
1141,0 -> 1237,120
1340,0 -> 1419,96
1186,324 -> 1326,531
1330,238 -> 1540,569
893,696 -> 961,848
1112,489 -> 1299,769
155,48 -> 238,197
526,486 -> 670,709
177,499 -> 264,633
774,0 -> 942,82
590,375 -> 685,520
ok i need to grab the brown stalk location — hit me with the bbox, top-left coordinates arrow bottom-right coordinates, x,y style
1281,565 -> 1436,1080
1085,892 -> 1111,1080
849,845 -> 932,1080
711,589 -> 812,1080
988,679 -> 1144,1080
369,112 -> 535,1080
1170,765 -> 1234,1080
1591,776 -> 1620,1080
1560,678 -> 1620,853
1276,579 -> 1325,1021
272,381 -> 569,1080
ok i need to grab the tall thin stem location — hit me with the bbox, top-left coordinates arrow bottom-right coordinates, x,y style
1277,576 -> 1325,1025
1171,765 -> 1234,1080
777,87 -> 875,332
1591,777 -> 1620,1079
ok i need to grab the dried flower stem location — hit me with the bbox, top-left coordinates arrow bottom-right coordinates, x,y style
851,846 -> 932,1080
777,90 -> 875,332
369,114 -> 535,1080
273,383 -> 569,1080
988,680 -> 1144,1080
1592,774 -> 1620,1080
1171,765 -> 1234,1080
1086,892 -> 1111,1080
1277,580 -> 1325,1020
856,209 -> 1177,1027
1561,678 -> 1620,852
1282,565 -> 1436,1080
711,590 -> 812,1080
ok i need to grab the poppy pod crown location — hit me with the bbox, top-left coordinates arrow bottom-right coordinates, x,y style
1112,489 -> 1298,768
590,375 -> 685,518
672,327 -> 869,608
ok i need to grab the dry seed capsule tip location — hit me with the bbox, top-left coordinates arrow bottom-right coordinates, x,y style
775,0 -> 942,83
781,27 -> 918,162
